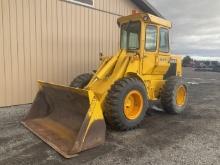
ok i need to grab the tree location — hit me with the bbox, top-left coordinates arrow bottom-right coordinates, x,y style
182,56 -> 193,67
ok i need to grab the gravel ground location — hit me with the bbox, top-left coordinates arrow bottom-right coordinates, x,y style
0,68 -> 220,165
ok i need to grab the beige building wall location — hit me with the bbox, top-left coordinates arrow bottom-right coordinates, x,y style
0,0 -> 141,107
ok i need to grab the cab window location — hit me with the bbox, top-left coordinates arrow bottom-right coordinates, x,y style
145,25 -> 157,51
159,28 -> 169,53
120,22 -> 141,51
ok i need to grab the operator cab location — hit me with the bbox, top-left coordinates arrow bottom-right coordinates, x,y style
118,13 -> 172,54
118,13 -> 178,76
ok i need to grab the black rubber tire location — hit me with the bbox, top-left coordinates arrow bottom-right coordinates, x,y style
104,77 -> 149,131
161,76 -> 188,114
70,73 -> 93,88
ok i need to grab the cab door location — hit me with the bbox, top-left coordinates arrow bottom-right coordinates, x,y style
142,25 -> 158,75
152,27 -> 170,75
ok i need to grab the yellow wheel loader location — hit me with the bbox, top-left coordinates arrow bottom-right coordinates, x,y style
22,13 -> 188,158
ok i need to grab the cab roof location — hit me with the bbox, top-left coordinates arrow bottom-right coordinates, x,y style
117,13 -> 172,28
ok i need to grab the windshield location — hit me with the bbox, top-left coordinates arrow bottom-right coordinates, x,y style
120,22 -> 141,51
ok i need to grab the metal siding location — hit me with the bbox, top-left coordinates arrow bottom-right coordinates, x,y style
2,0 -> 13,106
51,0 -> 58,83
0,0 -> 6,107
67,3 -> 72,83
29,0 -> 37,99
62,1 -> 68,84
24,0 -> 32,102
35,0 -> 43,85
0,0 -> 141,107
17,0 -> 26,104
47,0 -> 53,83
41,0 -> 48,82
57,0 -> 63,84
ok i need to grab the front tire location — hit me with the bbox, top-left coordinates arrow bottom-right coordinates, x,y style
104,77 -> 149,131
161,76 -> 188,114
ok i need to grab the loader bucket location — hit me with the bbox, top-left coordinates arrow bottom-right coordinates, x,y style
22,81 -> 106,158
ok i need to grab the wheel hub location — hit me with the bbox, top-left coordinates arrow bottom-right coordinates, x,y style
176,85 -> 186,106
124,90 -> 143,120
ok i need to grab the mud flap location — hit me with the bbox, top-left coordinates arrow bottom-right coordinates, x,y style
22,81 -> 106,158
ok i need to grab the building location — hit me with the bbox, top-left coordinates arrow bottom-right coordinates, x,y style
0,0 -> 161,107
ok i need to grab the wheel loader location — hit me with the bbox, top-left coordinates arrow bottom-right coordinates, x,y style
22,13 -> 188,158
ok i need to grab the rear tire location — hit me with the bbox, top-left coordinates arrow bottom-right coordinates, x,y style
161,76 -> 188,114
70,73 -> 93,88
104,77 -> 149,131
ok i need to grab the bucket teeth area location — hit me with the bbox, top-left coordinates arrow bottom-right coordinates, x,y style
23,118 -> 77,154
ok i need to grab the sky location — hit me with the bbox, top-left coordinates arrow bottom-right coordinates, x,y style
148,0 -> 220,58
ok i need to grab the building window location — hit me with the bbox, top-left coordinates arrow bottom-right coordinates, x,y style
66,0 -> 94,7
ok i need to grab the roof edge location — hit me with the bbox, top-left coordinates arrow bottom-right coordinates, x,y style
131,0 -> 164,18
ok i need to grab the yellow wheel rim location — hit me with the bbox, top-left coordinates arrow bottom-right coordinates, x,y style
176,85 -> 187,106
124,90 -> 143,120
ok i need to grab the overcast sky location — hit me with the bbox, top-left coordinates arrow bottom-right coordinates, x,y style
148,0 -> 220,57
